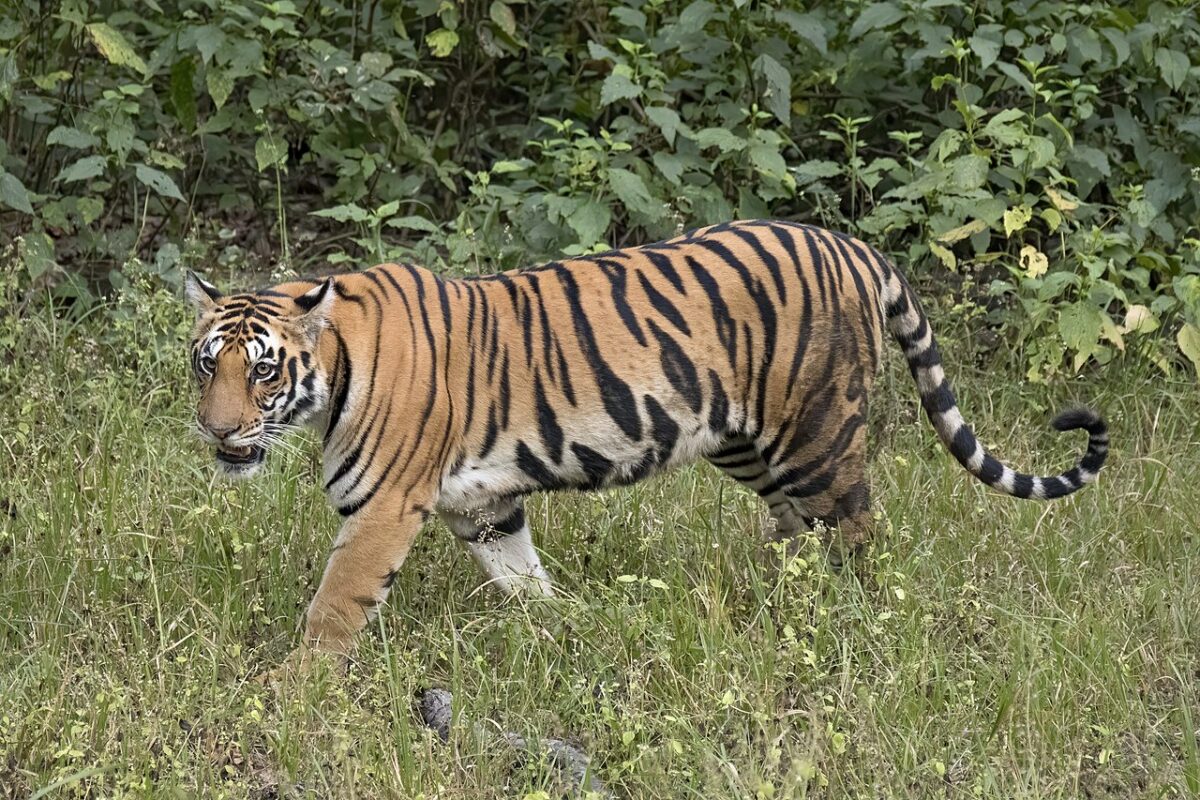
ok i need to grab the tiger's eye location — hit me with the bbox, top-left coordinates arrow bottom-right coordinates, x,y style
200,356 -> 215,373
253,362 -> 276,380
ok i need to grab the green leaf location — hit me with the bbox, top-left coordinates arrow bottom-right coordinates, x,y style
773,10 -> 826,54
77,196 -> 104,225
254,137 -> 287,172
653,152 -> 687,185
56,155 -> 107,184
646,106 -> 682,146
969,33 -> 1001,69
1178,324 -> 1200,373
489,1 -> 516,37
311,204 -> 370,223
1058,302 -> 1104,368
1155,48 -> 1189,91
170,58 -> 198,131
134,163 -> 184,201
607,167 -> 662,219
694,127 -> 745,153
491,158 -> 533,173
0,170 -> 33,214
193,24 -> 225,64
567,199 -> 611,245
384,215 -> 440,233
752,54 -> 791,125
426,28 -> 459,58
46,126 -> 99,150
794,160 -> 842,182
600,72 -> 641,106
748,142 -> 787,179
206,69 -> 233,109
850,2 -> 903,39
86,23 -> 148,75
949,154 -> 989,190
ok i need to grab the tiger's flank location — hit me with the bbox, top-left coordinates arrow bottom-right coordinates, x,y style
183,219 -> 1108,657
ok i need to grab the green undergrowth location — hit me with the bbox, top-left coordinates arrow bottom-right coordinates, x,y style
1,276 -> 1198,799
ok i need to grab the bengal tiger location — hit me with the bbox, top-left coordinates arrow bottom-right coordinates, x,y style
184,219 -> 1108,657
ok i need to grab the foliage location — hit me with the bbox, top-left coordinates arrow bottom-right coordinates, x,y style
0,0 -> 1198,376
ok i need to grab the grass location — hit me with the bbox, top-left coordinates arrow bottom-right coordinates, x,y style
2,269 -> 1199,799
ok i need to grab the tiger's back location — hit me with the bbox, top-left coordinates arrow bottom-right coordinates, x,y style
185,218 -> 1107,655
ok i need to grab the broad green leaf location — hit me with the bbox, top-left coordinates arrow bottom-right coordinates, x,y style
254,137 -> 287,172
56,155 -> 107,183
492,158 -> 533,173
207,69 -> 233,109
426,28 -> 459,58
969,33 -> 1001,69
607,167 -> 662,218
653,152 -> 687,185
489,1 -> 516,37
86,23 -> 148,75
193,24 -> 225,64
77,196 -> 104,225
0,53 -> 16,101
567,198 -> 611,245
384,215 -> 440,233
46,126 -> 99,150
1178,324 -> 1200,373
694,127 -> 745,153
134,163 -> 185,201
773,10 -> 826,54
850,2 -> 903,39
950,154 -> 989,190
752,54 -> 791,125
794,160 -> 842,181
0,170 -> 33,214
646,107 -> 682,146
1154,48 -> 1189,91
1058,302 -> 1104,367
748,142 -> 787,179
311,204 -> 370,223
600,72 -> 641,106
1069,144 -> 1110,176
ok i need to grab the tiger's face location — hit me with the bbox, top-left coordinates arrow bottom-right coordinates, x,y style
185,272 -> 334,478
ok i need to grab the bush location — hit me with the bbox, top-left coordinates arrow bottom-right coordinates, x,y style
0,0 -> 1197,376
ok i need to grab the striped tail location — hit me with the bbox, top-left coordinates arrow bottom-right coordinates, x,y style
881,270 -> 1108,500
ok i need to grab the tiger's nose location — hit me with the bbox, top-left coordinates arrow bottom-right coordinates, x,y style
206,423 -> 239,441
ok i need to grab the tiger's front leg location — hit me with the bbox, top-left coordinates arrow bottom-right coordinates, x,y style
440,497 -> 555,598
304,493 -> 428,654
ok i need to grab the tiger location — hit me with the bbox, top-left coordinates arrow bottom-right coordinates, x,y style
184,219 -> 1108,657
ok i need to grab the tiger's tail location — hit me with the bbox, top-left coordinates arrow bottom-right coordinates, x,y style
880,267 -> 1108,500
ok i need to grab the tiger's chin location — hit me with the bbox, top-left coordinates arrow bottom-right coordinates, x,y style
215,443 -> 267,479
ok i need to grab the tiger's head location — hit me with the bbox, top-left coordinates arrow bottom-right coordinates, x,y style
184,272 -> 335,478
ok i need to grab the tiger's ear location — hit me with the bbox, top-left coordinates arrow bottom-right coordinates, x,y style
294,279 -> 335,338
184,271 -> 223,312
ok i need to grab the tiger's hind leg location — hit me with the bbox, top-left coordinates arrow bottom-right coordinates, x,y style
767,436 -> 874,569
707,437 -> 809,550
440,498 -> 555,597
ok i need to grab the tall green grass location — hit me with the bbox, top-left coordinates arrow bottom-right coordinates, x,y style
1,278 -> 1197,799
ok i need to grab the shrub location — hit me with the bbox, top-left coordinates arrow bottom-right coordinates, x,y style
0,0 -> 1197,375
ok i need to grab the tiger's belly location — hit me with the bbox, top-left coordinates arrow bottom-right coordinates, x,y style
437,412 -> 727,513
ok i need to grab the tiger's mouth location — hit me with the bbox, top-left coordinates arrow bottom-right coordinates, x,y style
215,443 -> 266,470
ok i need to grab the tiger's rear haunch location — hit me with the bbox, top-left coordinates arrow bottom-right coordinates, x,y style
184,220 -> 1108,656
